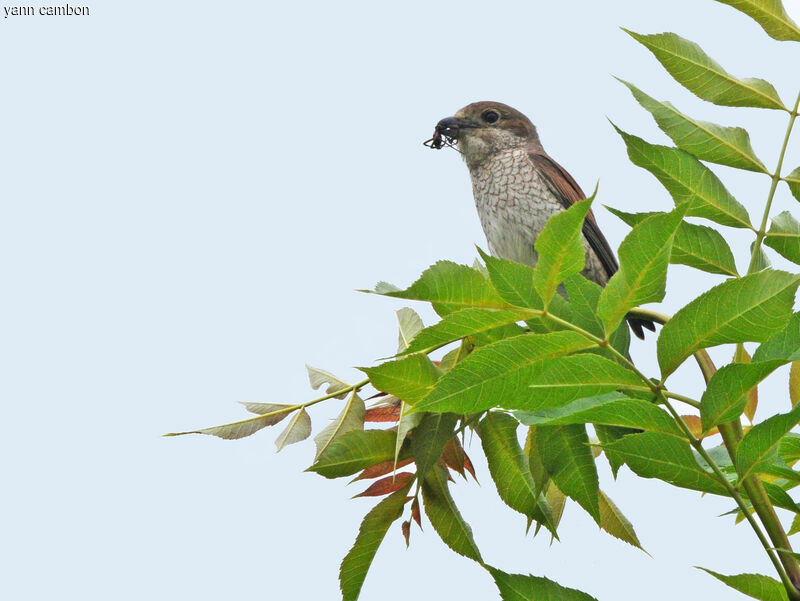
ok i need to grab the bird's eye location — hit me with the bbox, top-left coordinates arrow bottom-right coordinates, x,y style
481,110 -> 500,124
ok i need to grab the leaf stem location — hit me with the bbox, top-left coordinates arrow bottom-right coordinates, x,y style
748,89 -> 800,274
304,378 -> 371,409
661,390 -> 701,409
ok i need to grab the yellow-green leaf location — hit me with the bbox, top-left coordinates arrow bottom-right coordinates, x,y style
533,198 -> 593,306
624,30 -> 786,110
613,127 -> 751,228
596,209 -> 683,333
698,568 -> 789,601
713,0 -> 800,42
619,79 -> 767,172
657,271 -> 800,377
607,208 -> 738,276
765,211 -> 800,264
786,167 -> 800,202
791,361 -> 800,407
599,490 -> 645,551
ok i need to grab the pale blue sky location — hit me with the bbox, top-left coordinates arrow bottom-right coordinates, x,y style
3,1 -> 800,599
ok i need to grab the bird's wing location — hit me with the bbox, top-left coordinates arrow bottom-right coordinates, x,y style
528,150 -> 619,281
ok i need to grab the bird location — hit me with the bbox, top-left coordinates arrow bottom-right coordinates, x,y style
426,100 -> 653,339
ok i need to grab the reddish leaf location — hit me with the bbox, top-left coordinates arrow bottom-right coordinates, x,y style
411,496 -> 422,528
351,457 -> 414,482
436,457 -> 456,482
462,449 -> 477,480
442,437 -> 467,478
401,520 -> 411,547
365,405 -> 402,422
354,472 -> 415,498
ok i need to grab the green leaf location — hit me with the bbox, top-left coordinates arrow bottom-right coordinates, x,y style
624,30 -> 786,110
563,274 -> 605,337
618,79 -> 767,172
736,403 -> 800,481
524,355 -> 644,411
360,355 -> 440,404
789,513 -> 800,536
613,127 -> 751,228
516,392 -> 683,437
599,490 -> 644,550
403,307 -> 537,355
564,274 -> 631,356
411,412 -> 459,477
657,271 -> 800,376
537,425 -> 600,523
595,425 -> 630,478
414,331 -> 594,414
786,167 -> 800,202
765,211 -> 800,264
525,427 -> 550,491
701,361 -> 785,432
607,208 -> 739,276
603,432 -> 729,495
313,391 -> 366,460
164,404 -> 296,440
274,408 -> 312,451
698,568 -> 789,601
712,0 -> 800,42
339,482 -> 412,601
779,433 -> 800,464
762,482 -> 800,513
396,307 -> 424,352
479,249 -> 577,334
753,312 -> 800,362
479,249 -> 540,309
370,260 -> 508,315
489,568 -> 599,601
753,241 -> 774,272
421,466 -> 483,562
309,429 -> 397,479
533,198 -> 593,306
480,412 -> 556,534
597,209 -> 684,333
544,482 -> 568,534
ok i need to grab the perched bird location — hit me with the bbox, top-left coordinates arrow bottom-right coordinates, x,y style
427,100 -> 653,339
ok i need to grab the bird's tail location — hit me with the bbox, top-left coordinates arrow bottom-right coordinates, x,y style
627,316 -> 656,340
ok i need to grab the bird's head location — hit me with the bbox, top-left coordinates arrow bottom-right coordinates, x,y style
426,101 -> 542,168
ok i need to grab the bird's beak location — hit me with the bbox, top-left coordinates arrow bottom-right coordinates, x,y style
424,115 -> 480,149
435,116 -> 479,139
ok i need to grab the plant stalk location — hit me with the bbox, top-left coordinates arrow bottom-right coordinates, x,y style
737,89 -> 800,596
747,89 -> 800,274
659,398 -> 796,596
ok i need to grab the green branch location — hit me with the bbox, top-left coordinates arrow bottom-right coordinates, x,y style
748,89 -> 800,274
659,396 -> 795,595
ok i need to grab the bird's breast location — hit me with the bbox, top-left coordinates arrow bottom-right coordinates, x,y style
467,149 -> 562,266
